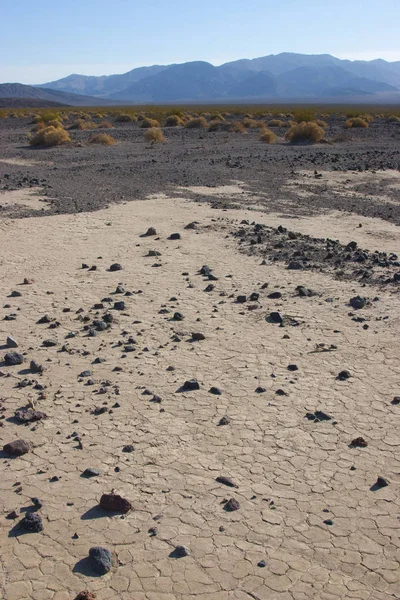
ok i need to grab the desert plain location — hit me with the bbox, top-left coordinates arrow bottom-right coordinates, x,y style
0,111 -> 400,600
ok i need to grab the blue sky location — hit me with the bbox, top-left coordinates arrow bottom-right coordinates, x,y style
2,0 -> 400,84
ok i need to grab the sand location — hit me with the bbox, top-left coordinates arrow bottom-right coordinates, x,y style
0,194 -> 399,600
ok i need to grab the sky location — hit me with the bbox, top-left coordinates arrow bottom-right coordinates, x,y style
2,0 -> 400,84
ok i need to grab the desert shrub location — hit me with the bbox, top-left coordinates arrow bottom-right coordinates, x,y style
31,121 -> 45,132
387,115 -> 400,123
285,121 -> 325,144
35,111 -> 60,123
165,114 -> 183,127
98,120 -> 114,129
46,119 -> 64,129
144,127 -> 165,143
184,116 -> 208,129
359,113 -> 374,123
260,128 -> 277,144
30,126 -> 70,147
268,119 -> 284,127
243,118 -> 264,129
293,110 -> 316,123
90,133 -> 116,145
69,119 -> 97,130
115,113 -> 136,123
315,119 -> 328,128
344,117 -> 369,129
210,113 -> 224,121
207,120 -> 222,132
140,117 -> 160,128
227,120 -> 246,133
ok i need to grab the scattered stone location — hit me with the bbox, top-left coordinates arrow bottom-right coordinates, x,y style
6,336 -> 18,348
37,315 -> 51,324
99,493 -> 132,513
109,263 -> 122,271
180,379 -> 200,391
337,370 -> 351,381
14,408 -> 46,423
287,364 -> 298,372
391,397 -> 400,405
21,512 -> 43,533
287,261 -> 303,270
218,416 -> 230,426
114,301 -> 125,311
305,411 -> 332,422
249,292 -> 259,301
147,250 -> 161,257
30,360 -> 43,374
3,439 -> 30,457
74,593 -> 96,600
173,312 -> 184,321
257,560 -> 267,568
31,497 -> 42,508
42,339 -> 57,347
209,387 -> 222,395
224,498 -> 240,512
82,468 -> 101,478
373,476 -> 389,489
4,352 -> 24,366
184,222 -> 197,230
216,476 -> 238,488
350,437 -> 368,448
88,547 -> 112,575
168,233 -> 181,240
236,295 -> 247,303
6,510 -> 18,520
171,545 -> 190,558
255,387 -> 266,393
296,285 -> 315,297
350,296 -> 366,310
143,227 -> 157,236
122,445 -> 134,453
267,312 -> 283,325
204,284 -> 215,292
324,519 -> 334,526
191,332 -> 205,341
9,290 -> 22,297
268,291 -> 282,299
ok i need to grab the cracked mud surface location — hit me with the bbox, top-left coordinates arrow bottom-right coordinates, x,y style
0,197 -> 399,600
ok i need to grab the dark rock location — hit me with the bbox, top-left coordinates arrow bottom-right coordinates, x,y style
267,312 -> 283,325
147,250 -> 161,257
88,547 -> 112,574
224,498 -> 240,511
42,339 -> 57,347
374,476 -> 389,489
391,396 -> 400,405
82,468 -> 101,478
268,291 -> 282,299
216,476 -> 238,488
255,387 -> 266,393
249,292 -> 259,302
257,560 -> 267,568
30,360 -> 43,374
14,408 -> 46,423
122,445 -> 134,453
4,352 -> 24,366
324,519 -> 334,526
6,510 -> 18,520
143,227 -> 157,236
337,370 -> 351,381
31,497 -> 42,508
236,295 -> 247,303
37,315 -> 51,324
350,296 -> 366,310
99,493 -> 132,514
204,284 -> 215,292
287,262 -> 303,270
21,512 -> 43,533
114,301 -> 125,311
168,233 -> 181,240
171,545 -> 190,558
103,313 -> 113,323
218,416 -> 230,426
184,222 -> 197,230
350,437 -> 368,448
209,387 -> 222,395
191,332 -> 205,341
74,593 -> 96,600
173,312 -> 184,321
3,439 -> 30,456
6,336 -> 18,348
296,285 -> 314,297
180,379 -> 200,391
109,263 -> 122,271
287,364 -> 298,372
9,290 -> 22,297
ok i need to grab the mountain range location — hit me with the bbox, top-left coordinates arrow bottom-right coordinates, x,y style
2,53 -> 400,105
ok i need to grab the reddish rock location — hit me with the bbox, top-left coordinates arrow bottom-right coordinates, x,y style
99,493 -> 132,514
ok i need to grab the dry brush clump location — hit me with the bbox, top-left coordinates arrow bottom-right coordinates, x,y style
164,114 -> 184,127
140,117 -> 161,129
344,117 -> 369,129
387,115 -> 400,123
268,119 -> 285,127
259,128 -> 277,144
243,118 -> 265,129
29,126 -> 71,147
315,119 -> 328,129
144,127 -> 166,143
69,119 -> 97,130
90,133 -> 116,145
115,113 -> 137,123
285,121 -> 325,144
184,116 -> 208,129
98,120 -> 114,129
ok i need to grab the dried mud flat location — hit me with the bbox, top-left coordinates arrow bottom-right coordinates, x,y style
0,116 -> 400,600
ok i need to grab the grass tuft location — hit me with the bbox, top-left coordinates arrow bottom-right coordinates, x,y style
285,121 -> 325,144
344,117 -> 369,129
30,126 -> 70,147
259,128 -> 277,144
90,133 -> 116,145
144,127 -> 166,143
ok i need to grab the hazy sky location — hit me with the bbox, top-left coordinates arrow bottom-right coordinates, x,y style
2,0 -> 400,84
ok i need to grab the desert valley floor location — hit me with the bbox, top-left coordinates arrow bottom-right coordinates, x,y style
0,115 -> 400,600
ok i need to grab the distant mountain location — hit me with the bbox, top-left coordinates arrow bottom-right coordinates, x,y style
39,65 -> 168,96
9,53 -> 400,104
0,97 -> 64,108
0,83 -> 120,106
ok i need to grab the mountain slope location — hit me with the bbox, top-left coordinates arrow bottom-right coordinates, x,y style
0,83 -> 120,106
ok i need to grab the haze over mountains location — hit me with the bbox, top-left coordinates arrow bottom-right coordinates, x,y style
2,53 -> 400,105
